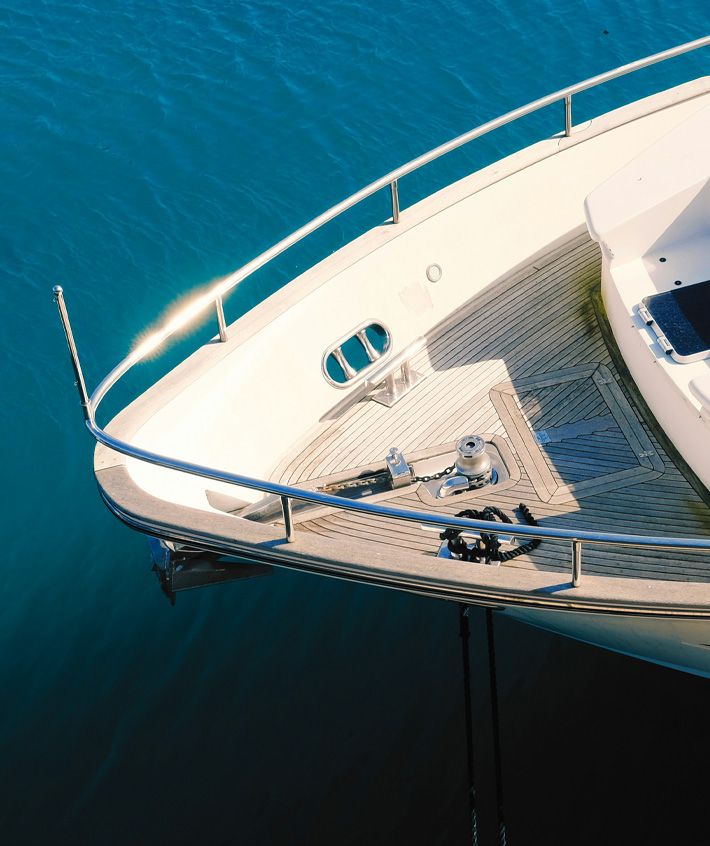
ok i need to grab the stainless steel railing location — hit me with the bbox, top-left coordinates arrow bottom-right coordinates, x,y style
81,410 -> 710,589
54,37 -> 710,588
88,35 -> 710,410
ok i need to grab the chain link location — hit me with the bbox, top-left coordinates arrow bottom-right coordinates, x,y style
319,462 -> 457,493
319,472 -> 390,494
412,464 -> 456,484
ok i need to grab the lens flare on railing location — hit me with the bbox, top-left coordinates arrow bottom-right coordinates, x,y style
130,275 -> 233,362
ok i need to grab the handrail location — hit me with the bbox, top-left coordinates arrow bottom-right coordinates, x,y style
87,419 -> 710,553
89,35 -> 710,417
54,38 -> 710,588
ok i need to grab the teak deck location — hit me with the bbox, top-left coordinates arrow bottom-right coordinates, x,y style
273,232 -> 710,583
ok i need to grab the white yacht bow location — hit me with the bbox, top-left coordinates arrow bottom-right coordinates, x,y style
55,37 -> 710,676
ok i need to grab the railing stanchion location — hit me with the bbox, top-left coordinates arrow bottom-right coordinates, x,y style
572,539 -> 582,586
390,180 -> 400,224
281,496 -> 295,543
215,297 -> 228,342
85,38 -> 710,414
52,285 -> 91,422
67,41 -> 710,572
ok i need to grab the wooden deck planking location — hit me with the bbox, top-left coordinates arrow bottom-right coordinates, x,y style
275,233 -> 710,583
289,244 -> 604,481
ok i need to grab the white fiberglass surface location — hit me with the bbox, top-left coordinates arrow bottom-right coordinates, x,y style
506,608 -> 710,678
587,102 -> 710,487
123,89 -> 710,512
585,104 -> 710,266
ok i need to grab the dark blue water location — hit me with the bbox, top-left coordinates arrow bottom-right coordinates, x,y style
3,2 -> 710,843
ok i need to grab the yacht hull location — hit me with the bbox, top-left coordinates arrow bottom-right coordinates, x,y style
505,606 -> 710,677
79,67 -> 710,679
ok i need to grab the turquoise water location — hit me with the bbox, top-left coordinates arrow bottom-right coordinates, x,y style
2,2 -> 710,843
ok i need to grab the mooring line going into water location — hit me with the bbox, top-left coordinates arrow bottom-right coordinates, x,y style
460,604 -> 507,846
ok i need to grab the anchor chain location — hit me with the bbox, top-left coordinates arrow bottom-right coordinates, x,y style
412,464 -> 456,484
318,472 -> 390,494
320,461 -> 457,494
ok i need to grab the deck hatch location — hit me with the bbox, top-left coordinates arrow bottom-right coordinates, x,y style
490,363 -> 664,504
641,279 -> 710,363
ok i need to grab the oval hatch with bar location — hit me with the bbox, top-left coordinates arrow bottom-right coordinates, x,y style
322,321 -> 392,386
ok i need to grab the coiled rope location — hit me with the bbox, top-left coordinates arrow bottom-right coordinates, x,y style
439,503 -> 541,564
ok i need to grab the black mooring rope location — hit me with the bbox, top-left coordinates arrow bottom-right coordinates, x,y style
459,604 -> 479,846
440,503 -> 541,564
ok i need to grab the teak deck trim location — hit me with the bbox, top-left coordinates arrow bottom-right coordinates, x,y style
275,232 -> 710,584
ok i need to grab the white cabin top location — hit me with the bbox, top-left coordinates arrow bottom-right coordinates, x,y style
585,103 -> 710,268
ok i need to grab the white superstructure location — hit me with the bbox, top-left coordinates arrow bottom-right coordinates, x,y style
586,103 -> 710,487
